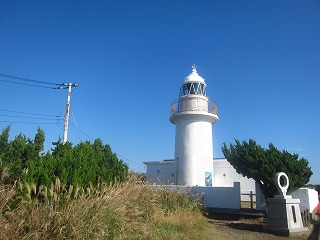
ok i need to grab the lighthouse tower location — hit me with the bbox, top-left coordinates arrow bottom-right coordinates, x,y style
170,66 -> 219,186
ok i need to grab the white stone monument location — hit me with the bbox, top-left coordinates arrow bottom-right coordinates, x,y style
265,172 -> 308,236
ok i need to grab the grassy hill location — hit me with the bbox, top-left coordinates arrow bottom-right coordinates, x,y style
0,175 -> 215,239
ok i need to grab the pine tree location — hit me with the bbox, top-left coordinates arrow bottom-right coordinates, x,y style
222,139 -> 313,199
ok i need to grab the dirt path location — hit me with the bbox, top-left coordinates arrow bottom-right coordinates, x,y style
206,214 -> 318,240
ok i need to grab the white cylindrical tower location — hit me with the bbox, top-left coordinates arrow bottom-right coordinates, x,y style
170,66 -> 218,186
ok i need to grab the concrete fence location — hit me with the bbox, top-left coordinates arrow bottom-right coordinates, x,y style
158,182 -> 241,209
193,182 -> 241,209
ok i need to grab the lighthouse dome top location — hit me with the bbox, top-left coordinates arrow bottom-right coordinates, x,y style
179,65 -> 207,96
183,65 -> 205,84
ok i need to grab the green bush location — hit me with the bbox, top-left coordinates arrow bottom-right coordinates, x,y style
0,126 -> 128,188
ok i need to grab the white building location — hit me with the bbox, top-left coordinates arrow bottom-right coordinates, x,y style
144,67 -> 319,211
144,67 -> 256,198
144,158 -> 256,199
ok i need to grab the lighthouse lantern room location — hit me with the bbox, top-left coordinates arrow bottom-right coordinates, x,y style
170,66 -> 219,186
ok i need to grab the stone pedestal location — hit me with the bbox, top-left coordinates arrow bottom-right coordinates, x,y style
265,195 -> 308,236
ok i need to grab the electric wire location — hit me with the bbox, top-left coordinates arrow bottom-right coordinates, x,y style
116,153 -> 146,168
0,78 -> 57,89
71,111 -> 81,143
69,123 -> 94,141
0,111 -> 144,168
69,123 -> 145,168
0,108 -> 63,125
0,73 -> 60,86
0,114 -> 63,121
0,120 -> 59,125
0,73 -> 68,89
0,77 -> 142,168
0,108 -> 62,117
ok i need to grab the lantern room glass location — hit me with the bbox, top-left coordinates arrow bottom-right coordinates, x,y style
180,82 -> 206,96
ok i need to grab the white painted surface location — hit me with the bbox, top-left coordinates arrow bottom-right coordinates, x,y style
169,68 -> 218,186
275,172 -> 289,196
289,187 -> 319,219
174,119 -> 214,186
183,66 -> 205,83
193,182 -> 241,209
144,158 -> 257,200
212,158 -> 256,201
144,160 -> 175,185
159,182 -> 241,209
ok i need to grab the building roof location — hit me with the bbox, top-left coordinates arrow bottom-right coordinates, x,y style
143,159 -> 174,165
183,65 -> 205,84
143,158 -> 228,166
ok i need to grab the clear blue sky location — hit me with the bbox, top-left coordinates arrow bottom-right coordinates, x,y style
0,1 -> 319,184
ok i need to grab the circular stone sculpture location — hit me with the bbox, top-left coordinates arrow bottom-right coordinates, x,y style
275,172 -> 289,196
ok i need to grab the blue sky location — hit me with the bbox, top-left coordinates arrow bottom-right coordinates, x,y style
0,1 -> 319,183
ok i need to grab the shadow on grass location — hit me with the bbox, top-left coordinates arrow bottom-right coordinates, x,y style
205,210 -> 318,239
204,212 -> 241,221
226,222 -> 264,233
226,221 -> 318,239
307,224 -> 318,240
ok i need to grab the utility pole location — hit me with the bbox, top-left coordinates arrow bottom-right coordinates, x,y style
61,83 -> 79,144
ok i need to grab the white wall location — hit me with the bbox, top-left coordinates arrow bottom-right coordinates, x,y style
193,182 -> 241,209
213,159 -> 256,201
159,182 -> 241,209
144,158 -> 257,201
144,160 -> 175,185
289,188 -> 319,219
174,119 -> 213,186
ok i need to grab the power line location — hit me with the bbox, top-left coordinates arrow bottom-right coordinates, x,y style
0,120 -> 58,125
0,74 -> 80,144
116,153 -> 146,168
0,108 -> 63,125
0,73 -> 69,89
0,73 -> 60,86
0,114 -> 63,121
0,108 -> 61,117
69,123 -> 94,141
0,78 -> 56,89
69,123 -> 145,168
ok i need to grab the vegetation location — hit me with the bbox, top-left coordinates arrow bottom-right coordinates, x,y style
0,127 -> 316,239
0,175 -> 213,240
0,126 -> 215,239
222,139 -> 313,199
0,125 -> 128,188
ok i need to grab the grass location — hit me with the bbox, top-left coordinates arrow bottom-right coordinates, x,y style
1,177 -> 317,240
0,176 -> 215,239
241,201 -> 256,209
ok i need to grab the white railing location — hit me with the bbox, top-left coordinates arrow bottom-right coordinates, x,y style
170,99 -> 218,116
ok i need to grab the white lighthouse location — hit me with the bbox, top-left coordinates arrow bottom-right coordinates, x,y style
169,66 -> 219,186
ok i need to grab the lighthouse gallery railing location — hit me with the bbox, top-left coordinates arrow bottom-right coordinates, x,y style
170,99 -> 218,116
